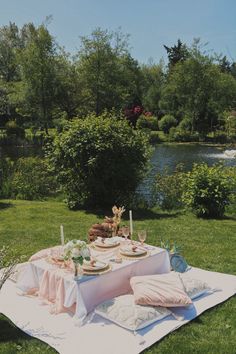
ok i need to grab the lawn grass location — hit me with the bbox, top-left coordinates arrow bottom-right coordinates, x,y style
0,199 -> 235,353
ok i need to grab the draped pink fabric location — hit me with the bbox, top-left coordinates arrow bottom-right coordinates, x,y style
39,269 -> 75,314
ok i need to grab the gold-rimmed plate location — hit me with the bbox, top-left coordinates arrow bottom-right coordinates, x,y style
119,247 -> 147,257
82,263 -> 112,275
94,240 -> 120,249
82,260 -> 108,271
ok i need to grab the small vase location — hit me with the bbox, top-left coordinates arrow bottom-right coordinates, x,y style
73,261 -> 83,279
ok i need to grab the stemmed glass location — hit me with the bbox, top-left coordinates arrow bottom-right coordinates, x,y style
122,226 -> 130,243
138,230 -> 147,246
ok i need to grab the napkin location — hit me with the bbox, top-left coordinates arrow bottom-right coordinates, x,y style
96,237 -> 118,245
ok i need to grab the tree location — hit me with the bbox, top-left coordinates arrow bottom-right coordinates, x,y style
0,23 -> 23,122
0,22 -> 21,83
164,39 -> 189,69
76,28 -> 142,116
141,60 -> 165,116
54,50 -> 82,119
218,55 -> 231,74
160,54 -> 236,134
20,24 -> 58,133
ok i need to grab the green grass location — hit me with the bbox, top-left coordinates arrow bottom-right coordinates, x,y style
0,199 -> 235,353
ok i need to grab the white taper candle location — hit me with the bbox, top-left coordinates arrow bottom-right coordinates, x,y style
129,210 -> 133,236
60,225 -> 64,246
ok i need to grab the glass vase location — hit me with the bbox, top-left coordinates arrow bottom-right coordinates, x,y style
73,260 -> 83,279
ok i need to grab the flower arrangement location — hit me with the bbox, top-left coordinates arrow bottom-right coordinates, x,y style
63,240 -> 90,265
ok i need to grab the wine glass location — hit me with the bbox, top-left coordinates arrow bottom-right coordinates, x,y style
138,230 -> 147,246
122,226 -> 130,242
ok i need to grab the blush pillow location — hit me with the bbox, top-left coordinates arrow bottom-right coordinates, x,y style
130,272 -> 192,307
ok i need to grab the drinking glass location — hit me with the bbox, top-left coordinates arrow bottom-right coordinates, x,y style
122,226 -> 130,242
138,230 -> 147,245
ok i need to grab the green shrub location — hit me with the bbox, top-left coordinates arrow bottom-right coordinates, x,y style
149,131 -> 162,144
182,163 -> 233,218
159,114 -> 177,134
169,127 -> 199,142
152,164 -> 185,210
209,131 -> 228,144
136,115 -> 159,131
12,157 -> 56,200
49,113 -> 151,209
228,133 -> 236,143
5,121 -> 25,140
178,117 -> 192,132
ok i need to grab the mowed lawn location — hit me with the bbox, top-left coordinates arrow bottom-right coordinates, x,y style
0,199 -> 235,354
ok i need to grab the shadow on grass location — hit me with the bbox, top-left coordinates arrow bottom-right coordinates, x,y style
0,202 -> 13,210
221,215 -> 236,221
197,214 -> 236,222
0,315 -> 32,343
85,208 -> 183,220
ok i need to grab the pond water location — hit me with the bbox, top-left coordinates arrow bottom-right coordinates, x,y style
150,144 -> 236,173
138,144 -> 236,201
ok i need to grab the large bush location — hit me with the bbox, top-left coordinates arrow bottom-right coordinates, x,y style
49,114 -> 151,209
159,114 -> 177,134
182,163 -> 233,218
136,115 -> 159,131
152,164 -> 185,210
12,157 -> 56,200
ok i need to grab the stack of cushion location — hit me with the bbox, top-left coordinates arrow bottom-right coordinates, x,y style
95,272 -> 212,331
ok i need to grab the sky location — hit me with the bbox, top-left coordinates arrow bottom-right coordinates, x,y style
0,0 -> 236,64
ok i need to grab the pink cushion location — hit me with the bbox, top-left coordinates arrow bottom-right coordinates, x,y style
130,272 -> 192,307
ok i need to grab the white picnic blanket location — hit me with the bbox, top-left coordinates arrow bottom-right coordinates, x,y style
0,267 -> 235,354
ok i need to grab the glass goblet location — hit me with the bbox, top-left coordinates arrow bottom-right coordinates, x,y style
122,226 -> 130,242
138,230 -> 147,246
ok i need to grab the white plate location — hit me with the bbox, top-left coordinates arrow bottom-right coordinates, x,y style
82,260 -> 108,271
120,247 -> 147,257
94,240 -> 120,248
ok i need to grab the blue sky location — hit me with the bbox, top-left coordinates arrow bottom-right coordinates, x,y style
0,0 -> 235,63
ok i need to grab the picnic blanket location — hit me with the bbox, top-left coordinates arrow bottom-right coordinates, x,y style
0,267 -> 235,354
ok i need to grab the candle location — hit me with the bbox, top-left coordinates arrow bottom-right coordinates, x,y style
60,225 -> 64,246
129,210 -> 133,236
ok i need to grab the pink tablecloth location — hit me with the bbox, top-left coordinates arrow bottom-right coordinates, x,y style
17,243 -> 170,322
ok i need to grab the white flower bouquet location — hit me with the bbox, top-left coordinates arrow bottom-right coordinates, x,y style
63,240 -> 90,265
